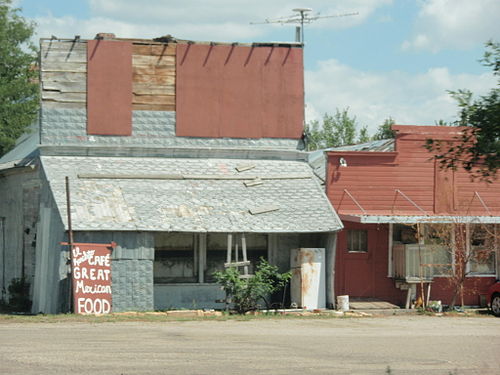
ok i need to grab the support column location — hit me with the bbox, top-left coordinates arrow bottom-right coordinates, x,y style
325,232 -> 338,309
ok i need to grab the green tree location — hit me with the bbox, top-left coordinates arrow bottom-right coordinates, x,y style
426,41 -> 500,180
373,117 -> 396,140
305,108 -> 360,151
357,126 -> 370,143
0,0 -> 38,157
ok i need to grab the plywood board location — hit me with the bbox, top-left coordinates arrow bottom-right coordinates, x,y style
132,94 -> 175,105
132,103 -> 175,111
87,40 -> 132,136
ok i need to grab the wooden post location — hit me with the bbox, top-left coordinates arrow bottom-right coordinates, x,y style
226,234 -> 232,264
65,176 -> 74,313
241,233 -> 248,276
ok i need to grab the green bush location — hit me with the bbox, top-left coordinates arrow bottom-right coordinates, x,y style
213,258 -> 291,314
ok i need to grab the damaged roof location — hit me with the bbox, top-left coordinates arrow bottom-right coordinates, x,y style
41,156 -> 342,233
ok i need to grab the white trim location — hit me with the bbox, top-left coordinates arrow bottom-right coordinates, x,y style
388,223 -> 393,277
340,214 -> 500,224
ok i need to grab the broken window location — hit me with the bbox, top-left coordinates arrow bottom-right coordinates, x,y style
469,224 -> 496,275
393,224 -> 418,244
204,233 -> 268,283
347,229 -> 368,253
154,233 -> 197,283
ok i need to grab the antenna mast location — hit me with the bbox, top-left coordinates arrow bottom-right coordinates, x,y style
251,8 -> 358,44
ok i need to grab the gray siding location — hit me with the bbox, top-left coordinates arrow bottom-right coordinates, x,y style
0,168 -> 41,306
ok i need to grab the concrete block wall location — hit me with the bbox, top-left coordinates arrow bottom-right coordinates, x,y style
40,108 -> 302,150
74,231 -> 154,312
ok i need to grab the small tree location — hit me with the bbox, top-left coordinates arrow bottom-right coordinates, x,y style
0,0 -> 39,157
304,108 -> 363,151
420,223 -> 498,309
373,117 -> 396,140
213,258 -> 291,314
357,126 -> 370,143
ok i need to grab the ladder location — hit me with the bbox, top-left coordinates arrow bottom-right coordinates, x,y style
225,233 -> 252,278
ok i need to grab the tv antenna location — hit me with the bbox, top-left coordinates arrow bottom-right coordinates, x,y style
250,8 -> 358,44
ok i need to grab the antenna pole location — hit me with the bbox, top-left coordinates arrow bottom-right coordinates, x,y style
250,8 -> 358,44
300,10 -> 305,44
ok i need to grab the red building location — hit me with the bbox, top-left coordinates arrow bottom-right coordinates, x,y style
325,125 -> 499,307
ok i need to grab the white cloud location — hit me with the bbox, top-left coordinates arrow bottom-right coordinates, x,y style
403,0 -> 500,52
305,59 -> 494,133
31,0 -> 392,41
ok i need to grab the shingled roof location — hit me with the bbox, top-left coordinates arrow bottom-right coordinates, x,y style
41,156 -> 342,233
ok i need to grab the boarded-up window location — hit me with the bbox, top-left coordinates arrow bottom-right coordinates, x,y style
87,40 -> 132,135
176,44 -> 304,139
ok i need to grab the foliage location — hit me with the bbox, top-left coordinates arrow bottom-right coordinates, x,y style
0,0 -> 39,157
425,41 -> 500,181
304,108 -> 363,151
213,258 -> 291,314
357,126 -> 370,143
373,117 -> 396,140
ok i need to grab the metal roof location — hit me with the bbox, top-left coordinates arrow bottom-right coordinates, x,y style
307,139 -> 395,183
41,156 -> 342,233
327,138 -> 395,152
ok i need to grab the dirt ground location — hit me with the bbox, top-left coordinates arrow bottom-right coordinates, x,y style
0,315 -> 499,374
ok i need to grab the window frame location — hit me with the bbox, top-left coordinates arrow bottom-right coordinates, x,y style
347,229 -> 368,253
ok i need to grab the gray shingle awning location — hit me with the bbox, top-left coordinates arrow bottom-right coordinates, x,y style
41,156 -> 342,233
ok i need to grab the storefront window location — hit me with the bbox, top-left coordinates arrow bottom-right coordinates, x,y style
204,233 -> 267,283
154,233 -> 196,283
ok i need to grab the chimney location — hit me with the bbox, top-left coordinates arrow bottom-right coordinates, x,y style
95,33 -> 116,40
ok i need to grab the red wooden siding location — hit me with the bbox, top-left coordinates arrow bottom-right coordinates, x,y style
335,222 -> 406,305
427,277 -> 496,306
87,40 -> 133,135
327,126 -> 500,216
175,43 -> 304,139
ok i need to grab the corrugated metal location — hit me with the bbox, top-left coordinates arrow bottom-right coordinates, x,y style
176,43 -> 304,139
40,156 -> 342,233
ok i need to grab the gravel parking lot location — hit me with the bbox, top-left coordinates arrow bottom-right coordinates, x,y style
0,315 -> 499,374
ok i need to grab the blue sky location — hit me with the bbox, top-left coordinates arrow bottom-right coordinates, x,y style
17,0 -> 499,134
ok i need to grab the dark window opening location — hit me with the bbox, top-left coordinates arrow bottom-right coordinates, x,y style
347,229 -> 368,253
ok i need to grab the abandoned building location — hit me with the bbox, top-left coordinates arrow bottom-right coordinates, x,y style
311,125 -> 500,308
0,34 -> 342,313
1,33 -> 498,314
